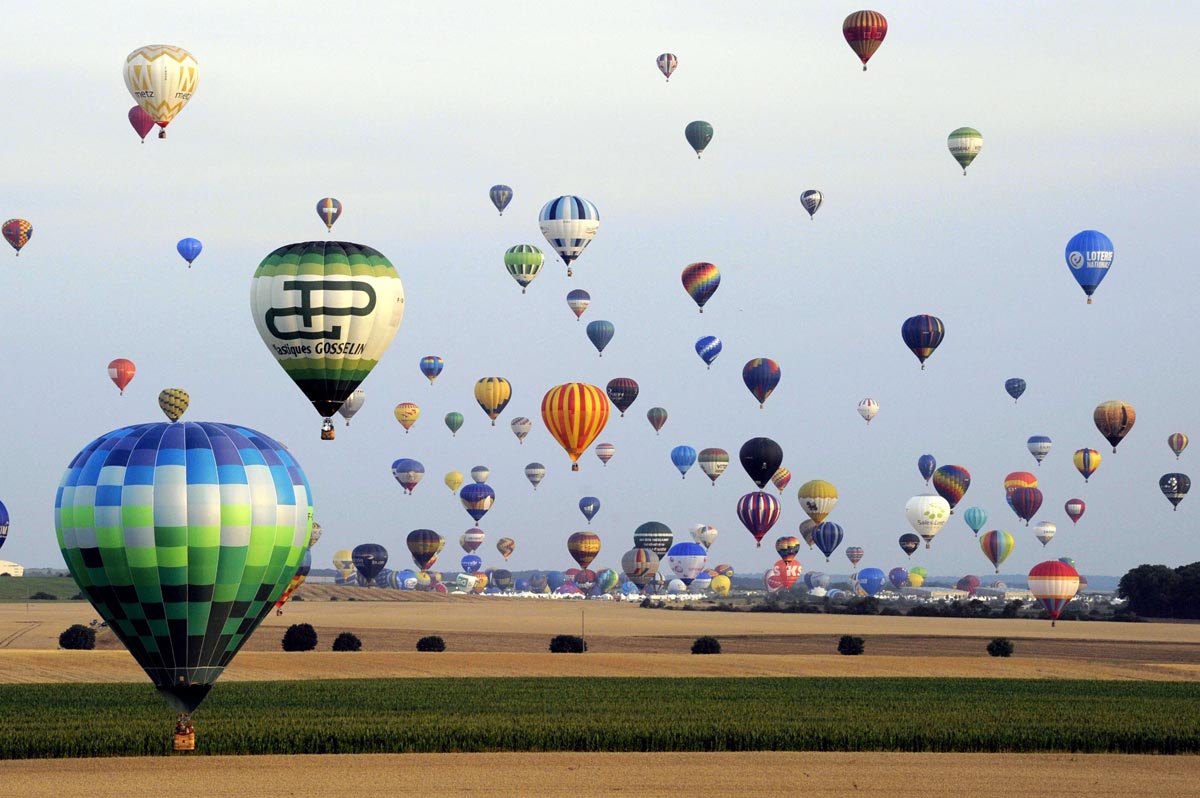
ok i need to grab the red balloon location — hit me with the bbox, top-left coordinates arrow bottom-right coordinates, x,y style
128,106 -> 155,143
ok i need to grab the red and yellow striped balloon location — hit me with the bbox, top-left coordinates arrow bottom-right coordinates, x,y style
541,383 -> 610,471
842,10 -> 888,71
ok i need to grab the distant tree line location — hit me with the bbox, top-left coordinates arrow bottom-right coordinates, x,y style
1118,562 -> 1200,619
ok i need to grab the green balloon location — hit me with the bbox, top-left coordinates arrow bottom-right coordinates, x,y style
445,412 -> 465,435
685,120 -> 714,158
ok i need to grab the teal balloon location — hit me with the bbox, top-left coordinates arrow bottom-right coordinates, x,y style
963,506 -> 988,536
55,422 -> 313,713
685,120 -> 714,158
586,320 -> 614,356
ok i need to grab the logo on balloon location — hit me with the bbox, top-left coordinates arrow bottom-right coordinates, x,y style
1068,251 -> 1084,269
265,279 -> 377,340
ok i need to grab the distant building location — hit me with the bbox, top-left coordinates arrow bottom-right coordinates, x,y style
899,586 -> 969,601
0,561 -> 25,577
974,586 -> 1033,601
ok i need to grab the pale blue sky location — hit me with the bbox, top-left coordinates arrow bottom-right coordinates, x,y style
1,1 -> 1197,580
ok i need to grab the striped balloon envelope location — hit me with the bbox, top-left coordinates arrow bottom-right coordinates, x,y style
496,537 -> 516,560
901,314 -> 945,369
681,262 -> 721,311
406,529 -> 443,571
845,546 -> 865,569
1027,435 -> 1053,465
979,529 -> 1015,573
567,531 -> 601,570
695,335 -> 722,368
605,377 -> 639,416
633,521 -> 673,559
489,185 -> 513,216
621,547 -> 659,588
510,416 -> 532,444
812,522 -> 844,562
595,442 -> 616,465
801,190 -> 822,219
539,195 -> 599,276
962,506 -> 988,537
736,491 -> 780,548
1064,498 -> 1085,525
540,383 -> 610,471
932,465 -> 971,510
698,448 -> 729,485
1168,433 -> 1189,459
771,467 -> 792,494
1010,487 -> 1043,526
503,244 -> 543,293
775,535 -> 801,562
842,10 -> 888,70
1073,448 -> 1100,482
1027,560 -> 1080,626
419,355 -> 444,384
742,358 -> 781,408
474,377 -> 512,425
459,483 -> 495,522
315,197 -> 342,231
157,388 -> 189,423
656,53 -> 677,81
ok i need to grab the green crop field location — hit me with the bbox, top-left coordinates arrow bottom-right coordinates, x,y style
1,678 -> 1198,758
0,577 -> 81,602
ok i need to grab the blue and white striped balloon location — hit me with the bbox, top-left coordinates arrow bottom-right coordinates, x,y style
539,195 -> 599,276
695,335 -> 722,369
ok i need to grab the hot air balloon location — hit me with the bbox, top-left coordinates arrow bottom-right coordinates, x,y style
567,531 -> 601,570
510,416 -> 532,444
124,45 -> 198,139
586,320 -> 615,356
1065,230 -> 1114,304
579,496 -> 601,524
540,195 -> 599,277
273,549 -> 310,614
1168,433 -> 1189,460
695,336 -> 722,368
1028,560 -> 1080,626
622,548 -> 660,588
1094,401 -> 1135,452
1072,448 -> 1100,482
394,403 -> 420,432
979,530 -> 1014,574
684,121 -> 713,158
1160,473 -> 1191,510
857,399 -> 879,424
128,105 -> 155,142
251,242 -> 405,440
445,471 -> 464,493
420,356 -> 444,384
1010,486 -> 1043,526
811,522 -> 843,562
2,219 -> 32,255
766,559 -> 803,592
905,493 -> 951,548
898,533 -> 920,558
461,554 -> 482,575
691,524 -> 718,549
932,465 -> 971,512
947,127 -> 983,175
474,378 -> 512,425
595,443 -> 615,466
742,358 -> 781,408
177,237 -> 202,267
1004,472 -> 1039,510
307,521 -> 322,548
842,10 -> 887,71
1005,378 -> 1026,403
337,388 -> 365,425
332,550 -> 356,582
797,479 -> 838,525
1028,436 -> 1053,466
799,520 -> 817,549
490,185 -> 513,216
470,465 -> 490,483
709,574 -> 731,596
0,500 -> 9,552
918,454 -> 937,484
737,491 -> 780,547
666,542 -> 708,585
606,378 -> 639,417
1064,498 -> 1085,525
158,388 -> 189,423
567,289 -> 591,320
1034,521 -> 1056,547
956,575 -> 980,596
771,467 -> 792,494
391,458 -> 425,494
901,315 -> 944,369
496,537 -> 516,560
845,546 -> 864,570
460,529 -> 485,553
907,572 -> 926,588
698,448 -> 729,485
525,462 -> 546,490
671,445 -> 697,478
633,521 -> 673,558
647,406 -> 668,435
108,358 -> 136,395
681,262 -> 720,311
460,483 -> 495,522
407,529 -> 444,571
775,535 -> 801,562
57,421 -> 310,737
315,198 -> 342,231
740,438 -> 784,490
656,52 -> 678,81
801,190 -> 823,219
504,244 -> 543,293
444,412 -> 464,436
963,506 -> 988,537
353,543 -> 388,583
855,568 -> 886,597
888,567 -> 909,589
541,383 -> 610,471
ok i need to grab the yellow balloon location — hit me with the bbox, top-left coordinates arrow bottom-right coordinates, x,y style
709,574 -> 731,596
157,388 -> 190,423
394,402 -> 420,431
444,471 -> 464,493
123,45 -> 198,138
797,479 -> 838,524
474,377 -> 512,425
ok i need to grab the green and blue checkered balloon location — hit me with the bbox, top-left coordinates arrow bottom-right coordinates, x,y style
55,421 -> 312,713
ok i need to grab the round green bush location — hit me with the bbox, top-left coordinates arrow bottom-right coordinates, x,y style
987,637 -> 1015,657
549,634 -> 587,653
837,635 -> 865,655
332,632 -> 362,652
59,624 -> 96,650
282,623 -> 318,652
416,635 -> 446,652
691,635 -> 721,654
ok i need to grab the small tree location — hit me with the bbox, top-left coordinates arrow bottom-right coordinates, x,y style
416,635 -> 445,652
691,635 -> 721,654
282,623 -> 318,652
332,632 -> 362,652
30,592 -> 58,601
549,634 -> 587,653
987,637 -> 1015,657
59,624 -> 96,650
837,635 -> 865,655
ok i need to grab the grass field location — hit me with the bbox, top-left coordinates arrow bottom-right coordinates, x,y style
2,678 -> 1198,758
0,577 -> 79,602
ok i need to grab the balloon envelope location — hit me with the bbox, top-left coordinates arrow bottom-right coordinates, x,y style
695,336 -> 722,368
684,121 -> 714,158
681,262 -> 720,310
1093,400 -> 1135,452
739,437 -> 783,489
176,237 -> 202,266
742,358 -> 781,407
606,378 -> 639,416
842,10 -> 888,70
1065,230 -> 1114,303
489,185 -> 513,215
541,383 -> 610,470
855,567 -> 887,597
901,315 -> 945,369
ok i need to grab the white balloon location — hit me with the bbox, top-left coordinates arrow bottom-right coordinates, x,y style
904,493 -> 951,548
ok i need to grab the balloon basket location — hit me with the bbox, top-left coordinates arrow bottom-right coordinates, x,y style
173,714 -> 195,752
321,419 -> 335,440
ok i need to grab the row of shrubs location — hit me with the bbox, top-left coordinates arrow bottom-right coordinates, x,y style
59,624 -> 1018,657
